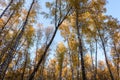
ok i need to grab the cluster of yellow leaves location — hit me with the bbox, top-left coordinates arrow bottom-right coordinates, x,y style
56,42 -> 66,70
35,45 -> 45,64
46,2 -> 51,8
0,18 -> 4,28
26,25 -> 35,36
68,33 -> 77,51
10,1 -> 23,11
67,0 -> 87,8
69,14 -> 76,28
47,59 -> 57,71
56,42 -> 66,54
29,10 -> 36,23
90,0 -> 106,13
113,32 -> 120,44
62,67 -> 67,77
84,54 -> 92,68
59,21 -> 70,38
24,25 -> 35,47
71,53 -> 78,67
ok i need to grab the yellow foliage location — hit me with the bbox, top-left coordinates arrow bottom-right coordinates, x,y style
56,42 -> 66,54
25,25 -> 35,37
59,21 -> 70,38
0,18 -> 4,28
84,54 -> 92,67
68,34 -> 77,51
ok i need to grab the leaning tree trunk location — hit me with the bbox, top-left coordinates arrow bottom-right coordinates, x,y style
28,1 -> 71,79
21,51 -> 28,80
96,24 -> 114,80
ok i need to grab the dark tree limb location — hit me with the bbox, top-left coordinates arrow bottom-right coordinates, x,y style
28,5 -> 71,80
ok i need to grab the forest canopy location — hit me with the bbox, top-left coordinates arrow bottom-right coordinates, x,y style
0,0 -> 119,80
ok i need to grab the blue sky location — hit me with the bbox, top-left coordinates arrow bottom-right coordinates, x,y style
106,0 -> 120,20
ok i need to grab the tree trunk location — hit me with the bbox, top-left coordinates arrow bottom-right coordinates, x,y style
77,53 -> 80,80
96,25 -> 114,80
76,9 -> 87,80
90,43 -> 95,80
21,51 -> 28,80
94,39 -> 97,80
113,42 -> 119,79
67,38 -> 74,80
59,65 -> 63,80
28,2 -> 71,79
